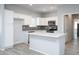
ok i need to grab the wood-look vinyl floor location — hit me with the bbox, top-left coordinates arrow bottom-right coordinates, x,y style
65,37 -> 79,55
0,38 -> 79,55
0,43 -> 42,55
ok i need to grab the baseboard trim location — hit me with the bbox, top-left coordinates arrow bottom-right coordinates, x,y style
14,42 -> 28,45
0,45 -> 13,51
29,47 -> 48,55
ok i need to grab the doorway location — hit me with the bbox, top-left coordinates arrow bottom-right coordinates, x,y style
72,14 -> 79,39
64,14 -> 79,42
14,18 -> 27,45
64,14 -> 79,55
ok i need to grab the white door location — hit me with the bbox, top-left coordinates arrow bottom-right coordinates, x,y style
14,18 -> 27,44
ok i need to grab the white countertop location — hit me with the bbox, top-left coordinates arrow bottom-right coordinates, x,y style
28,30 -> 66,38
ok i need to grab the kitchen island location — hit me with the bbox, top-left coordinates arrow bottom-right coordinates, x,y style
28,31 -> 66,55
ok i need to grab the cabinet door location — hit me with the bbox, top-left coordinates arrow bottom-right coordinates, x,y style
4,10 -> 14,47
39,18 -> 47,25
39,17 -> 58,25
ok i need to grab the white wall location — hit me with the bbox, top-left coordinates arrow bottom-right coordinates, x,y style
4,10 -> 14,48
0,4 -> 4,48
0,5 -> 3,33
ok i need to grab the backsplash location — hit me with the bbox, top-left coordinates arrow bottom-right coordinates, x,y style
22,25 -> 48,31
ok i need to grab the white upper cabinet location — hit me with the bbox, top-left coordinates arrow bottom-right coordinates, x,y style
14,13 -> 32,26
39,16 -> 58,25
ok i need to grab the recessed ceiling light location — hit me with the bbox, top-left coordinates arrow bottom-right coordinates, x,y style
29,4 -> 32,6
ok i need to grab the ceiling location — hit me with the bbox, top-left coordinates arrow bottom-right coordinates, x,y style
5,4 -> 61,17
6,4 -> 60,13
14,4 -> 59,13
